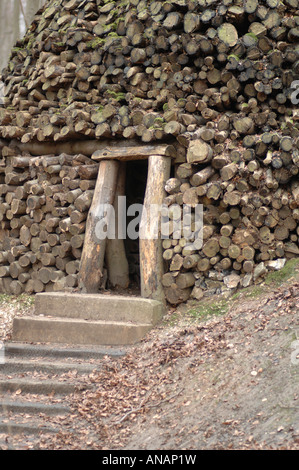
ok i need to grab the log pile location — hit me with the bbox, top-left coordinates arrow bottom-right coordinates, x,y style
162,132 -> 299,304
0,147 -> 99,294
0,0 -> 298,303
0,0 -> 297,144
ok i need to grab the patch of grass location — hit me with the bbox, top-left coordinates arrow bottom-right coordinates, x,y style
18,294 -> 35,309
12,46 -> 25,53
0,294 -> 35,310
0,294 -> 12,304
187,299 -> 229,322
264,258 -> 299,287
231,258 -> 299,300
231,290 -> 242,301
163,257 -> 299,328
162,310 -> 180,327
245,285 -> 264,299
107,32 -> 120,38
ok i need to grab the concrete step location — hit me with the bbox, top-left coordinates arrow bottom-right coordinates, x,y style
0,399 -> 69,416
12,316 -> 153,346
4,341 -> 126,360
0,378 -> 79,395
11,292 -> 164,347
0,417 -> 60,435
0,338 -> 126,444
0,358 -> 99,375
0,341 -> 126,375
34,292 -> 164,325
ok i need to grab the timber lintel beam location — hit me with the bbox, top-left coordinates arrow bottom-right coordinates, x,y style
9,138 -> 177,160
91,142 -> 176,161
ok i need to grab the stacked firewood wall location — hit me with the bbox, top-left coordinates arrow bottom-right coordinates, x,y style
162,132 -> 299,305
0,145 -> 98,294
0,0 -> 298,303
0,0 -> 297,144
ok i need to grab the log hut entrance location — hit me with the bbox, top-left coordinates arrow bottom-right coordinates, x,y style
124,160 -> 148,293
78,142 -> 174,305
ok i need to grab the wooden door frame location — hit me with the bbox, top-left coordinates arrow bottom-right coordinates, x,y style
139,154 -> 171,305
78,141 -> 174,304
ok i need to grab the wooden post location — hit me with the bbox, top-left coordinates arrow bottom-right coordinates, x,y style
78,159 -> 119,293
139,155 -> 171,304
105,162 -> 130,289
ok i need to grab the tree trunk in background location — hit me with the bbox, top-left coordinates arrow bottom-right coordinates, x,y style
25,0 -> 45,25
0,0 -> 46,71
0,0 -> 19,71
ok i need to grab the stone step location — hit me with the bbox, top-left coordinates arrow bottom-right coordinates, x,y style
0,399 -> 69,416
12,316 -> 153,346
0,335 -> 127,445
0,378 -> 79,395
3,341 -> 126,360
0,290 -> 144,445
34,292 -> 164,325
0,417 -> 60,436
0,358 -> 99,375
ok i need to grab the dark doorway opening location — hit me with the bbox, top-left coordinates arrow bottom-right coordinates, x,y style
124,160 -> 148,292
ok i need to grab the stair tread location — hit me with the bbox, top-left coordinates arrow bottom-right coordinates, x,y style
12,293 -> 162,347
18,315 -> 152,326
0,399 -> 70,414
0,377 -> 76,383
0,295 -> 152,443
0,416 -> 60,434
34,292 -> 164,326
0,357 -> 102,372
0,377 -> 82,396
4,341 -> 126,358
12,317 -> 153,346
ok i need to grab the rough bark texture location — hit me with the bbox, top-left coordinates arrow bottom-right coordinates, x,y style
105,162 -> 130,289
78,159 -> 119,293
140,155 -> 171,304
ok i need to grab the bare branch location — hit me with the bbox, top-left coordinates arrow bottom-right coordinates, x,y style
18,0 -> 28,30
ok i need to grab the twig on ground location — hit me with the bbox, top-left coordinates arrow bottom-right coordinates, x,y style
112,388 -> 184,426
